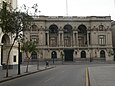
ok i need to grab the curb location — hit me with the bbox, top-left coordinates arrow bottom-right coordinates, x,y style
0,66 -> 55,83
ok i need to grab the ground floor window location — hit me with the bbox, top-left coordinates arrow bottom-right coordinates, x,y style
31,51 -> 37,59
100,50 -> 105,58
81,51 -> 86,58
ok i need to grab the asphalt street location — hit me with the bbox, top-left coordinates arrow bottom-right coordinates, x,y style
0,65 -> 86,86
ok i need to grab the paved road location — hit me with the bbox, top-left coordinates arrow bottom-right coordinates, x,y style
0,65 -> 86,86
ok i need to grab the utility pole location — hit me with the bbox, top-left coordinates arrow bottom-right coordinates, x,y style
66,0 -> 68,16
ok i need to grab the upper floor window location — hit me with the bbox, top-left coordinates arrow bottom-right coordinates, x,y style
98,35 -> 106,45
31,24 -> 38,31
99,25 -> 104,31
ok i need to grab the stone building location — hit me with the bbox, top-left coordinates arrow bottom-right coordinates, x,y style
111,21 -> 115,57
0,0 -> 18,69
24,16 -> 114,62
0,0 -> 17,9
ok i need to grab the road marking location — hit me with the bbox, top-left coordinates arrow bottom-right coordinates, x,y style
86,67 -> 89,86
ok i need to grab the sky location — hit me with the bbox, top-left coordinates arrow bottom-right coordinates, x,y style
18,0 -> 115,20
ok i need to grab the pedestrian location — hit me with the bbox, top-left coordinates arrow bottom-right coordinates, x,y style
46,61 -> 49,68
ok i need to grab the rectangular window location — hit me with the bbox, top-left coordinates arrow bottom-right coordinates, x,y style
13,56 -> 16,62
60,33 -> 62,46
50,38 -> 57,47
98,35 -> 106,45
45,33 -> 48,45
64,37 -> 71,47
89,33 -> 91,45
74,33 -> 77,45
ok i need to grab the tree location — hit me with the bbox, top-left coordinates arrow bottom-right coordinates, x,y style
0,1 -> 33,77
21,40 -> 37,73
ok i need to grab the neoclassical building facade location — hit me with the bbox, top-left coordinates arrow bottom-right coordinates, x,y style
24,16 -> 114,62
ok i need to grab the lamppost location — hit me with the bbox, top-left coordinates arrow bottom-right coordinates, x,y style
18,42 -> 21,75
52,52 -> 55,64
37,54 -> 39,70
61,51 -> 64,64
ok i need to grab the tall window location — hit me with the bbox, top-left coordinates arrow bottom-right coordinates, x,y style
98,35 -> 106,45
13,56 -> 16,62
74,33 -> 77,45
78,24 -> 87,46
60,33 -> 62,46
45,33 -> 48,45
49,24 -> 58,47
64,24 -> 73,47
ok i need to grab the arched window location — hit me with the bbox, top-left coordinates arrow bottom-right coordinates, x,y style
78,24 -> 87,46
1,34 -> 10,45
81,51 -> 86,58
100,50 -> 105,58
99,25 -> 104,31
49,24 -> 58,47
1,34 -> 10,65
64,24 -> 73,47
31,24 -> 38,31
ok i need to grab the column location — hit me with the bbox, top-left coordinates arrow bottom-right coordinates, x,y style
58,31 -> 61,46
62,31 -> 64,47
73,31 -> 75,47
47,31 -> 49,46
87,31 -> 89,46
76,31 -> 78,46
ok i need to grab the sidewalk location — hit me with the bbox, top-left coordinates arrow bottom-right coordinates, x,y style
89,65 -> 115,86
0,64 -> 54,83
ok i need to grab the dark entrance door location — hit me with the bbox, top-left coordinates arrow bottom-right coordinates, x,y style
64,49 -> 74,61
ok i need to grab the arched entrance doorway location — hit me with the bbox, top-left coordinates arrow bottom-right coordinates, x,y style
64,49 -> 74,61
100,50 -> 105,58
51,51 -> 57,59
1,34 -> 10,65
81,51 -> 86,58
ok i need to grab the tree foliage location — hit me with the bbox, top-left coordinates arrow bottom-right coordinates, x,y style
0,1 -> 32,38
21,40 -> 37,53
21,40 -> 37,72
0,1 -> 33,77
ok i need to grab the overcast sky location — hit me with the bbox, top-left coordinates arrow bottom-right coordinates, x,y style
18,0 -> 115,20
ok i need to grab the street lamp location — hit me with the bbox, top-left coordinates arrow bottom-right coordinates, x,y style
52,52 -> 55,64
18,42 -> 21,75
37,54 -> 39,70
61,51 -> 64,64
